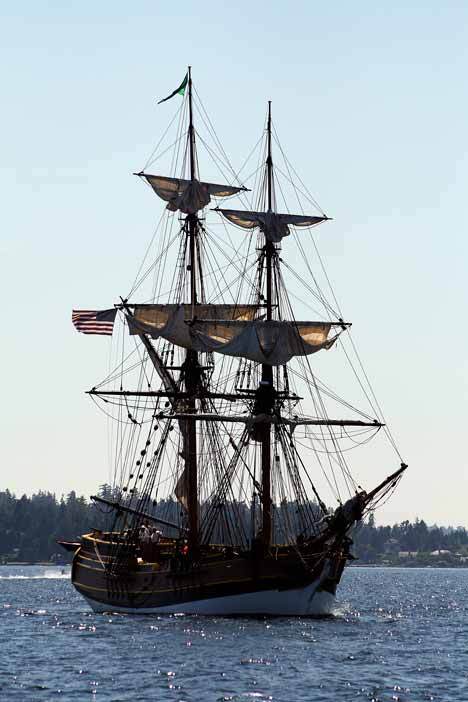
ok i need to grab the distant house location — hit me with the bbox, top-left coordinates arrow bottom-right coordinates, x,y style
398,551 -> 418,558
430,549 -> 451,557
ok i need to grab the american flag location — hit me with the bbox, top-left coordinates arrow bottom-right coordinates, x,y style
72,308 -> 117,335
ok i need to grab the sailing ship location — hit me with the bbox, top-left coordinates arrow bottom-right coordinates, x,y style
65,68 -> 407,615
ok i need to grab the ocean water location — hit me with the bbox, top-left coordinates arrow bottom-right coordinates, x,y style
0,566 -> 467,701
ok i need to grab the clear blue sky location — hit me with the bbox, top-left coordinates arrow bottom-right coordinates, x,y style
2,1 -> 467,525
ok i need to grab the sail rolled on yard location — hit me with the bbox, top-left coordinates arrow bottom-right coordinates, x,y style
127,304 -> 261,349
214,208 -> 328,243
139,174 -> 247,215
127,304 -> 340,365
193,319 -> 338,364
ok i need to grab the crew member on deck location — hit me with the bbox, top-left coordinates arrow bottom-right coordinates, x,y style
181,539 -> 190,572
150,528 -> 162,561
138,521 -> 151,560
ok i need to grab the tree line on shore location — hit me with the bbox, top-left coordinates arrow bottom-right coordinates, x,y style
355,513 -> 468,564
0,487 -> 466,563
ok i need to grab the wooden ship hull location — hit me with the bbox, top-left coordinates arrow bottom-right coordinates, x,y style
71,532 -> 347,616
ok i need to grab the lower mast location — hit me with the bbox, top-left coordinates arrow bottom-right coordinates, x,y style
259,242 -> 275,549
260,366 -> 273,549
185,350 -> 198,553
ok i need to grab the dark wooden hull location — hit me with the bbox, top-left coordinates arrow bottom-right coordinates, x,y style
72,532 -> 347,615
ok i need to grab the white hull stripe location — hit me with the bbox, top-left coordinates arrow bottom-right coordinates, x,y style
83,579 -> 335,616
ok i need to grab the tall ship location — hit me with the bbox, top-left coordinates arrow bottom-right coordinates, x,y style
66,69 -> 407,615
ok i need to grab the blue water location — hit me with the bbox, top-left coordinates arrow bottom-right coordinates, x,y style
0,566 -> 467,701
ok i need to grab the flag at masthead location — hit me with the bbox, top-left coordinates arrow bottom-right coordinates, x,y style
157,73 -> 188,104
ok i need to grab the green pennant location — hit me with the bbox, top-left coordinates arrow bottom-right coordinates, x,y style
157,74 -> 188,105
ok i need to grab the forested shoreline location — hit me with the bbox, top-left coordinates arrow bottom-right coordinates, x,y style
1,488 -> 467,566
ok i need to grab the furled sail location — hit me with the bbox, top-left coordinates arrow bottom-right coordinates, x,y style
139,174 -> 247,215
214,208 -> 328,243
193,319 -> 338,364
127,304 -> 340,365
128,303 -> 259,340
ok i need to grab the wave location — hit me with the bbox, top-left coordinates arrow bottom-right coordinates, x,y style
0,570 -> 70,580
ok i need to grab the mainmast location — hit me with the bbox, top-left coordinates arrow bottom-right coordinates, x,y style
185,65 -> 199,553
260,102 -> 275,549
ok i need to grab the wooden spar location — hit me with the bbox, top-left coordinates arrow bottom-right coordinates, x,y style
365,464 -> 408,503
188,65 -> 196,187
90,495 -> 187,531
260,101 -> 274,550
119,299 -> 178,395
87,389 -> 244,401
168,414 -> 384,428
234,388 -> 303,398
266,101 -> 273,213
86,401 -> 383,427
185,65 -> 199,554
